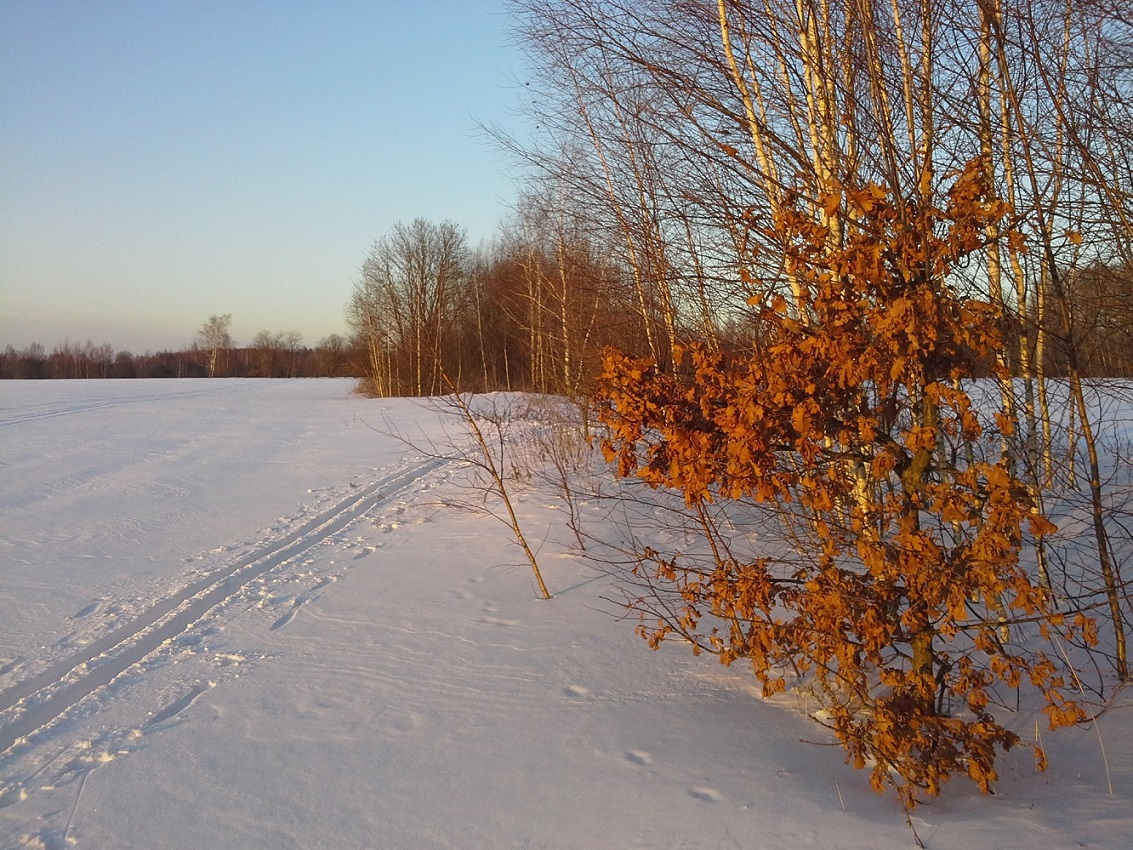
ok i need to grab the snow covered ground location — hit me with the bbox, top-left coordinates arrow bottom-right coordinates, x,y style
0,379 -> 1128,849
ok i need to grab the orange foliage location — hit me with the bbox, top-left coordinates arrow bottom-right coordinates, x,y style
597,160 -> 1092,806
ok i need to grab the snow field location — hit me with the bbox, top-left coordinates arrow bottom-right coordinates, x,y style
0,380 -> 1129,849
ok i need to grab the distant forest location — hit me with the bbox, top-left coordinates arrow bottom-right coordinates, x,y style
0,333 -> 362,380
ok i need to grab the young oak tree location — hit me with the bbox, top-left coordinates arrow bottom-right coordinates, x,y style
597,161 -> 1094,806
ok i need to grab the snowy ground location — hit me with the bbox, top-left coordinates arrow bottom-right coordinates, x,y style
0,379 -> 1128,849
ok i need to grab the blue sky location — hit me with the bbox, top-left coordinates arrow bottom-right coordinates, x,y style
0,1 -> 530,353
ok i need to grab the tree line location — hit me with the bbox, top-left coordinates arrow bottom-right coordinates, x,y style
346,216 -> 1133,403
0,330 -> 361,380
7,242 -> 1128,386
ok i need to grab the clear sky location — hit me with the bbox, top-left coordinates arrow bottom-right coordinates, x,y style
0,1 -> 530,353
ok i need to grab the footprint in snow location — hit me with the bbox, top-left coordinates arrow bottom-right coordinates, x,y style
142,682 -> 213,731
481,615 -> 519,627
270,576 -> 337,631
0,783 -> 26,809
688,786 -> 722,802
270,608 -> 300,631
625,750 -> 653,766
564,685 -> 590,699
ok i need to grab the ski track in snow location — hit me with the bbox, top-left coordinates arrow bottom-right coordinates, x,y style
0,456 -> 445,758
0,387 -> 217,428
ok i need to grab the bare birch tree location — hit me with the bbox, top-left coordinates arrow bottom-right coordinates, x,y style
196,314 -> 233,378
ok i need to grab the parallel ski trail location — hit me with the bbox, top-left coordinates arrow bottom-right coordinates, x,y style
0,387 -> 217,427
0,457 -> 443,756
